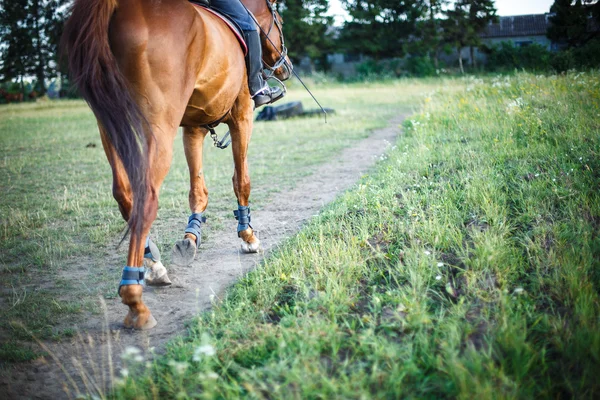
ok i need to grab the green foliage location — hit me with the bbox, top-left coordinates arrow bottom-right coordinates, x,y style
0,341 -> 40,364
547,0 -> 600,47
552,38 -> 600,71
483,42 -> 552,71
279,0 -> 334,69
405,55 -> 438,76
412,0 -> 449,68
482,40 -> 600,72
338,0 -> 425,59
442,0 -> 498,73
572,37 -> 600,66
0,0 -> 68,94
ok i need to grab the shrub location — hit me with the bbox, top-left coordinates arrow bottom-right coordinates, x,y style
572,39 -> 600,69
405,56 -> 437,77
483,42 -> 552,72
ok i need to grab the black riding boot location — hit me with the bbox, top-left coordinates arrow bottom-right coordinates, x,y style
243,30 -> 284,108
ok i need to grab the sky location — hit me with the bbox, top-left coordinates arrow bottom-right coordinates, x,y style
327,0 -> 556,26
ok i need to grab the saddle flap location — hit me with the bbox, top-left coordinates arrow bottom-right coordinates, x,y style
191,3 -> 248,56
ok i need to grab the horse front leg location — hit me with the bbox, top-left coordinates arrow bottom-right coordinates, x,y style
172,126 -> 210,266
229,103 -> 261,254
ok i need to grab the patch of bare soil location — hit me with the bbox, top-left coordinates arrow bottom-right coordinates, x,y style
0,116 -> 405,399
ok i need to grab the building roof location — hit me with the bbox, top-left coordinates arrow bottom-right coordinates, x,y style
481,14 -> 550,38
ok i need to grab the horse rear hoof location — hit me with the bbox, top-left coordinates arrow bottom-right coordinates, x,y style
140,314 -> 157,330
172,238 -> 197,266
144,259 -> 172,287
241,239 -> 261,254
124,311 -> 157,330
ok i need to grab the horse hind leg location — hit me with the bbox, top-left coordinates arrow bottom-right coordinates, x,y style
143,237 -> 171,286
172,126 -> 209,266
120,122 -> 178,330
100,127 -> 172,289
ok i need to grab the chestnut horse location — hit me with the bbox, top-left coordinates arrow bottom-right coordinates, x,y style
62,0 -> 291,329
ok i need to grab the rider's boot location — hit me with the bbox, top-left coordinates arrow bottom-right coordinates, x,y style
243,30 -> 284,108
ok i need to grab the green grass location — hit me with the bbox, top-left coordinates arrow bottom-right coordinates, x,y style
0,79 -> 435,358
114,72 -> 600,398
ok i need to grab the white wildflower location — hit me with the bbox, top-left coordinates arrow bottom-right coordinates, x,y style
193,344 -> 216,362
123,346 -> 141,357
122,346 -> 144,363
424,250 -> 431,256
435,275 -> 442,281
437,262 -> 444,267
168,360 -> 189,375
506,97 -> 524,113
513,287 -> 524,295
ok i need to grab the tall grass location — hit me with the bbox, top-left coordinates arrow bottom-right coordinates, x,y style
115,71 -> 600,398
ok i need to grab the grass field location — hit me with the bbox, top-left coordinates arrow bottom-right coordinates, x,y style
109,72 -> 600,398
0,78 -> 435,363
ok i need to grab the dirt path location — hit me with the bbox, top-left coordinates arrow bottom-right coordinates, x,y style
2,115 -> 404,399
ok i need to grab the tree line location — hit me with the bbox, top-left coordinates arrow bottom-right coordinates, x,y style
0,0 -> 599,97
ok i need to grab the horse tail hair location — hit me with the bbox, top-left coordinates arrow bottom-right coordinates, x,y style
61,0 -> 148,237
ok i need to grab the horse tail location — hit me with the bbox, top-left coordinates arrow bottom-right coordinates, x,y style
61,0 -> 148,236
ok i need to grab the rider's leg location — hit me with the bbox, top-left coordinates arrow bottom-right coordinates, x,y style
242,29 -> 284,108
209,0 -> 284,108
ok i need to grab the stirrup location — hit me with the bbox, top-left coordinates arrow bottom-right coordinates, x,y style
253,86 -> 285,108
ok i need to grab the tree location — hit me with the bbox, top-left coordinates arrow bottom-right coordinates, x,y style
442,0 -> 496,73
338,0 -> 425,60
419,0 -> 449,69
463,0 -> 497,68
547,0 -> 600,47
0,0 -> 67,95
279,0 -> 335,70
442,2 -> 469,73
0,0 -> 34,93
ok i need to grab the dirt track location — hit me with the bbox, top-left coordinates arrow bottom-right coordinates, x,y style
1,116 -> 404,399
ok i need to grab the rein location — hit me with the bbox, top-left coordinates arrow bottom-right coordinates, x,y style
208,0 -> 327,150
261,0 -> 288,79
242,0 -> 328,122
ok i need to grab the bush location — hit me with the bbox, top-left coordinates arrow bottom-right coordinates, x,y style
550,50 -> 574,72
405,56 -> 437,77
483,42 -> 552,72
572,39 -> 600,69
355,59 -> 385,77
354,59 -> 403,80
483,40 -> 600,73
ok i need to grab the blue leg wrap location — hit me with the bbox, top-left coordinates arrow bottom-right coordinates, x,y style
233,205 -> 252,237
185,212 -> 207,248
118,266 -> 145,295
144,236 -> 161,262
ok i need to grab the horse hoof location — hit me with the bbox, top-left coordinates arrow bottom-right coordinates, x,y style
144,260 -> 172,287
241,238 -> 261,254
124,312 -> 157,330
140,314 -> 157,330
172,238 -> 197,266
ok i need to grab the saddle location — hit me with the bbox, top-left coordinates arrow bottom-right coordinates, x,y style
189,0 -> 248,56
